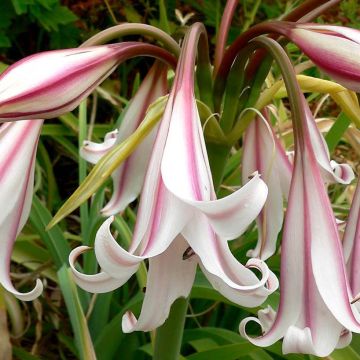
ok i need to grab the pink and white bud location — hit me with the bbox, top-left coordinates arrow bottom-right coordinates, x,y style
285,23 -> 360,92
0,43 -> 174,121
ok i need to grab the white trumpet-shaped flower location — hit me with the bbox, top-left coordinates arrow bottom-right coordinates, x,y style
70,24 -> 278,333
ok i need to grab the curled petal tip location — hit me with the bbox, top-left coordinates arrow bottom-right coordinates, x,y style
69,245 -> 126,293
122,311 -> 138,333
246,258 -> 280,293
5,279 -> 44,302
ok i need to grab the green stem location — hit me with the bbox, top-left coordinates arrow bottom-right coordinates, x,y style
78,100 -> 89,238
242,36 -> 305,142
153,298 -> 188,360
159,0 -> 170,33
81,23 -> 180,57
207,142 -> 232,192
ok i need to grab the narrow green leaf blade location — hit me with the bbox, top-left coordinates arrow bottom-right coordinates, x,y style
325,112 -> 351,153
58,266 -> 96,360
30,195 -> 71,269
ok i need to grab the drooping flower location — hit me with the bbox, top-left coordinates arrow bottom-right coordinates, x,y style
0,43 -> 175,121
242,110 -> 292,260
282,23 -> 360,92
80,61 -> 168,215
0,119 -> 43,301
240,86 -> 360,357
242,102 -> 353,260
70,23 -> 278,333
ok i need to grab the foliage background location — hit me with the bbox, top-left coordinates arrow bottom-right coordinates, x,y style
0,0 -> 359,359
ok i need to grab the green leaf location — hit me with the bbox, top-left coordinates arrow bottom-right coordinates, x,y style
329,346 -> 360,360
0,33 -> 11,47
94,293 -> 143,360
11,0 -> 33,15
58,266 -> 96,360
12,239 -> 57,282
48,96 -> 167,229
184,328 -> 243,346
0,2 -> 16,28
186,343 -> 262,360
189,339 -> 219,352
124,6 -> 142,23
50,24 -> 80,49
13,347 -> 41,360
30,4 -> 77,31
159,0 -> 170,33
191,272 -> 241,306
30,195 -> 71,269
325,112 -> 351,153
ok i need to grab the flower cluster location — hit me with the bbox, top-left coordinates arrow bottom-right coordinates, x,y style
0,1 -> 359,357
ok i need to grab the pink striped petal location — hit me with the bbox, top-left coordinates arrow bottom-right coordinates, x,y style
182,213 -> 278,307
92,216 -> 143,280
161,92 -> 269,242
0,43 -> 174,121
242,115 -> 292,259
101,62 -> 168,215
240,99 -> 359,355
343,180 -> 360,299
69,246 -> 127,293
299,24 -> 360,45
303,98 -> 354,184
188,174 -> 268,241
0,120 -> 43,300
122,236 -> 197,332
287,25 -> 360,92
80,130 -> 118,164
80,62 -> 168,215
161,92 -> 214,203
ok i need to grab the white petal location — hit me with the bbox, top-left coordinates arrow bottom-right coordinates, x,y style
343,179 -> 360,295
240,163 -> 306,347
190,174 -> 268,241
122,236 -> 197,332
299,24 -> 360,45
295,145 -> 360,333
101,123 -> 159,215
304,100 -> 354,184
69,246 -> 127,293
183,214 -> 278,307
242,117 -> 291,259
93,217 -> 141,280
161,93 -> 214,203
80,130 -> 118,164
290,28 -> 360,92
336,329 -> 352,349
0,120 -> 44,300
